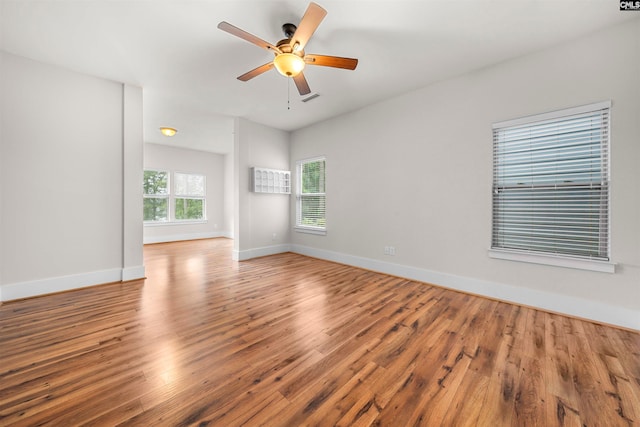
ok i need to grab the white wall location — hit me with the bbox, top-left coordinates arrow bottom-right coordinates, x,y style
0,52 -> 144,300
143,143 -> 226,243
290,19 -> 640,330
233,118 -> 290,260
123,85 -> 145,280
223,152 -> 234,239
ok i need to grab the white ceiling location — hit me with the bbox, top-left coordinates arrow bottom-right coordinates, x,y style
1,1 -> 635,154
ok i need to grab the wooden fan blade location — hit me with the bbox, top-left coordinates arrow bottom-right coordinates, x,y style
293,73 -> 311,95
304,54 -> 358,70
237,62 -> 275,81
291,3 -> 327,51
217,21 -> 280,53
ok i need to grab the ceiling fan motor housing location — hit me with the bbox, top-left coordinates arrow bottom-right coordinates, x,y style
276,38 -> 304,56
277,23 -> 305,59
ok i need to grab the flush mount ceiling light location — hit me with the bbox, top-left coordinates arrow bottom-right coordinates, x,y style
160,127 -> 177,137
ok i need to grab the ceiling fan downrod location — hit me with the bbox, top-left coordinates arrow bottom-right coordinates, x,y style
282,23 -> 297,39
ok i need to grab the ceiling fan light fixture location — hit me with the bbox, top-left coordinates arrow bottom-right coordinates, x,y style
273,53 -> 305,77
160,127 -> 177,137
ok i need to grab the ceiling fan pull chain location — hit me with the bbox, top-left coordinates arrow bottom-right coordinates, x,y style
287,78 -> 291,110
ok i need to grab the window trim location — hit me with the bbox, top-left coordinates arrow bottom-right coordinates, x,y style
492,101 -> 611,130
295,156 -> 327,235
488,249 -> 615,273
489,101 -> 615,273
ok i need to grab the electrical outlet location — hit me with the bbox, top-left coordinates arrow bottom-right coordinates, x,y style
272,233 -> 277,241
384,246 -> 390,255
389,246 -> 396,256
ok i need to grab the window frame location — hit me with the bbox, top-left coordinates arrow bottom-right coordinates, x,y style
489,101 -> 615,273
295,156 -> 327,235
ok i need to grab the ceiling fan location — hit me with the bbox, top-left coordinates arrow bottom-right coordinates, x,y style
217,2 -> 358,96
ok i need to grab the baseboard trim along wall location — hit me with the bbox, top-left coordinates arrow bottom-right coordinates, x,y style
0,266 -> 144,302
143,231 -> 228,244
122,265 -> 146,282
233,244 -> 292,261
289,244 -> 639,331
4,242 -> 636,330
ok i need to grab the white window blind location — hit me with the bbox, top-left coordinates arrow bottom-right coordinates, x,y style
175,173 -> 205,197
492,102 -> 610,261
296,158 -> 326,232
174,173 -> 205,221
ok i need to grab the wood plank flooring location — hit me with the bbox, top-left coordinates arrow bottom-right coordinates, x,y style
0,238 -> 638,426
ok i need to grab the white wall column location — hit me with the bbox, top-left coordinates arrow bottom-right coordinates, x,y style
122,84 -> 145,281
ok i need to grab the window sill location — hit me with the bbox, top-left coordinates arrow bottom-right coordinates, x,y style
144,220 -> 208,227
294,226 -> 327,236
488,249 -> 615,273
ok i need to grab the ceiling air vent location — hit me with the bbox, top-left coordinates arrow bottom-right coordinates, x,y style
302,93 -> 320,103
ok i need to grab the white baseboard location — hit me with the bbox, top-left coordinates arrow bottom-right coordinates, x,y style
233,244 -> 291,261
122,265 -> 146,281
1,268 -> 122,302
290,244 -> 639,331
143,231 -> 227,244
6,243 -> 634,330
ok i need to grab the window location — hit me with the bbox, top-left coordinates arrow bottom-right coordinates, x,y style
143,170 -> 206,223
174,173 -> 205,221
143,170 -> 169,222
296,157 -> 326,234
490,101 -> 612,271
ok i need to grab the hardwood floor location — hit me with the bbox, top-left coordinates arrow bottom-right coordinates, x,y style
1,238 -> 638,426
